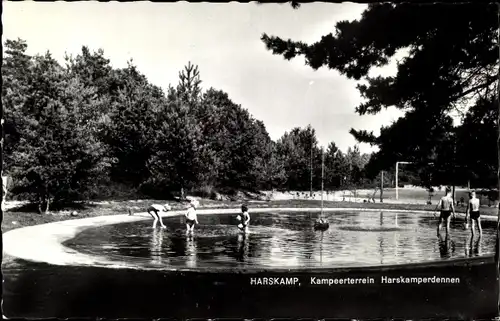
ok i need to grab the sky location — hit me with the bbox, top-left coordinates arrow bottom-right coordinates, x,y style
3,1 -> 405,153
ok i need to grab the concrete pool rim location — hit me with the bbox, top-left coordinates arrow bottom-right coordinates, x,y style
3,207 -> 497,273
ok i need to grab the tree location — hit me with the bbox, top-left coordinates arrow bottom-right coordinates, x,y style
65,46 -> 115,123
456,96 -> 497,188
9,52 -> 108,213
197,88 -> 279,192
323,142 -> 345,190
343,145 -> 369,189
257,1 -> 301,9
177,61 -> 202,108
149,85 -> 206,198
65,46 -> 113,98
242,119 -> 278,190
3,39 -> 33,172
103,62 -> 160,186
275,125 -> 321,191
197,88 -> 235,189
148,63 -> 207,199
261,140 -> 287,190
261,3 -> 498,184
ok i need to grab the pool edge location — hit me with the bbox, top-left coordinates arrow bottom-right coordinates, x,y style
3,207 -> 497,273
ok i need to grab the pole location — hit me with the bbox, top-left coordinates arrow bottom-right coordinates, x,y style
395,161 -> 413,200
396,162 -> 399,200
310,130 -> 313,197
380,171 -> 384,203
321,147 -> 325,216
453,143 -> 457,204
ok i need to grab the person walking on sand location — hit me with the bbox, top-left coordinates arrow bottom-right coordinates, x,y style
185,199 -> 199,235
435,187 -> 456,235
147,203 -> 171,228
465,190 -> 482,236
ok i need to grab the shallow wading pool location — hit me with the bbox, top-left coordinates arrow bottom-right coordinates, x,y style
64,210 -> 496,270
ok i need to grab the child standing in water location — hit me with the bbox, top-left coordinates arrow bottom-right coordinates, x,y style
435,187 -> 456,235
237,204 -> 251,233
147,203 -> 171,228
465,190 -> 482,236
185,199 -> 199,235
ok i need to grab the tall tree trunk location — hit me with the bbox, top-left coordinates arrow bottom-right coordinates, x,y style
45,197 -> 50,213
38,197 -> 50,214
380,171 -> 384,203
1,176 -> 7,212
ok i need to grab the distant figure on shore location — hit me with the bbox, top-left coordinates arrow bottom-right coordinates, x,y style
435,187 -> 456,235
147,203 -> 171,228
185,199 -> 199,235
237,204 -> 250,233
465,190 -> 482,236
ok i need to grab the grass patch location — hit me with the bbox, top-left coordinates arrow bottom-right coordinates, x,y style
3,198 -> 498,233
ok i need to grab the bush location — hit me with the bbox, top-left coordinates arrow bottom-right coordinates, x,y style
138,181 -> 178,200
191,185 -> 218,200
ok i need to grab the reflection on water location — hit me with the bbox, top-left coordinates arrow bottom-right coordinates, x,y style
465,235 -> 482,258
186,235 -> 197,268
151,229 -> 164,265
438,233 -> 457,259
237,233 -> 250,262
65,211 -> 497,269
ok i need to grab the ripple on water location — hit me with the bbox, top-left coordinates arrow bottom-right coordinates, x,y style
336,225 -> 411,232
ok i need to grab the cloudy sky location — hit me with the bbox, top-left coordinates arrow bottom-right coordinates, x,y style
4,2 -> 405,153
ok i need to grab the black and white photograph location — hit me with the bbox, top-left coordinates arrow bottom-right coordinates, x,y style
2,1 -> 499,319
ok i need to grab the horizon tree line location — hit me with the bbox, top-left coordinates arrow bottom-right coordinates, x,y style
3,38 -> 381,213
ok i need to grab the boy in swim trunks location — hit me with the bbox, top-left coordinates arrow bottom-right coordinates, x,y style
147,203 -> 171,228
185,199 -> 199,235
237,204 -> 250,233
435,187 -> 456,235
465,190 -> 482,236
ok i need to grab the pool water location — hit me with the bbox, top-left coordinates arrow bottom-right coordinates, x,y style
64,211 -> 496,269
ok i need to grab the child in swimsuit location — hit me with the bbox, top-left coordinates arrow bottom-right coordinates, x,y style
147,203 -> 171,228
185,200 -> 199,235
465,190 -> 482,236
237,204 -> 250,233
435,187 -> 455,235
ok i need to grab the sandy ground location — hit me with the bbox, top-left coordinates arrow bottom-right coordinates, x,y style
265,187 -> 490,204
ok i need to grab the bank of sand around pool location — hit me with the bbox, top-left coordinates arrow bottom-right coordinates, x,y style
3,207 -> 497,272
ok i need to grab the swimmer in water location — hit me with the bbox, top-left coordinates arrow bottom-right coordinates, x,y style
147,203 -> 171,228
465,190 -> 482,236
185,199 -> 199,235
435,187 -> 456,235
237,204 -> 250,233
